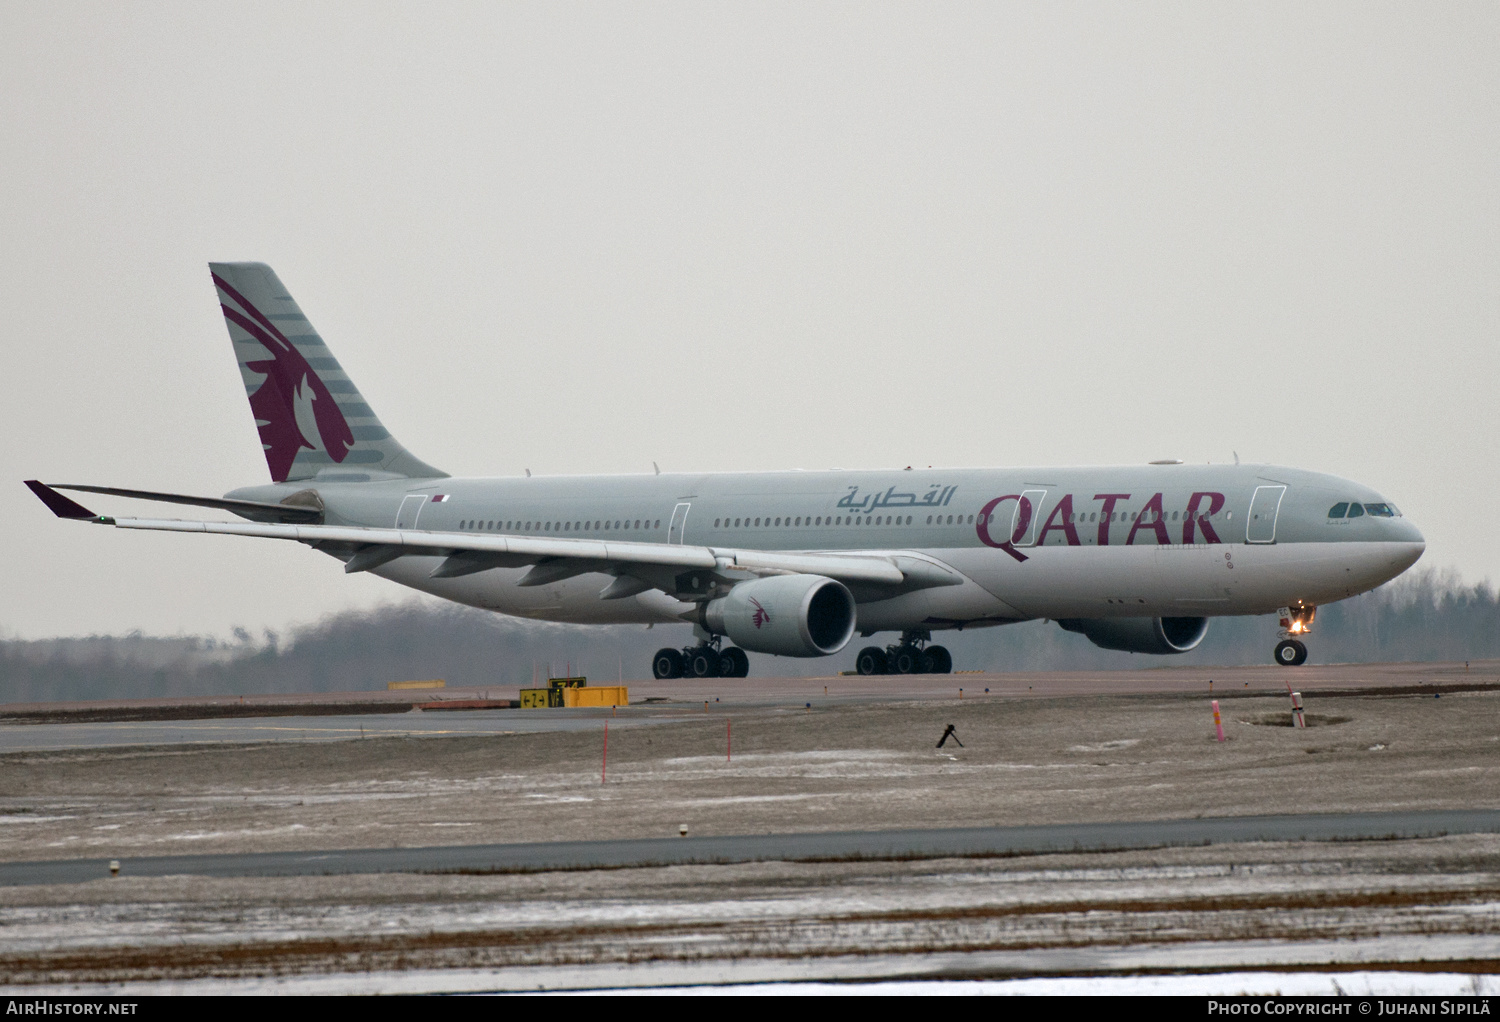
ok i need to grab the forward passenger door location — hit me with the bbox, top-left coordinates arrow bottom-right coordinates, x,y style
1246,486 -> 1286,544
1009,489 -> 1048,547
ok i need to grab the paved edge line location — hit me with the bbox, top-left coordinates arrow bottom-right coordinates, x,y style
5,809 -> 1500,887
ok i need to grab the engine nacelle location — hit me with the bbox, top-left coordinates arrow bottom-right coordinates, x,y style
702,574 -> 856,658
1057,616 -> 1210,655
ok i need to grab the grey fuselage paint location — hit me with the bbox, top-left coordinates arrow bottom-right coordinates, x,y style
228,462 -> 1424,638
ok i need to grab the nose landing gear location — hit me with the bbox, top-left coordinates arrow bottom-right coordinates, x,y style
1274,639 -> 1308,666
1272,606 -> 1315,667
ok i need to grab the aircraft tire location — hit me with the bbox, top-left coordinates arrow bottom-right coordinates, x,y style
921,645 -> 953,674
856,646 -> 888,675
891,645 -> 921,674
653,647 -> 685,679
688,647 -> 721,678
1274,639 -> 1308,667
720,647 -> 750,678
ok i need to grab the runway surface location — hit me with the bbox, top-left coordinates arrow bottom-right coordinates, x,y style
3,658 -> 1493,751
0,708 -> 671,752
7,808 -> 1499,886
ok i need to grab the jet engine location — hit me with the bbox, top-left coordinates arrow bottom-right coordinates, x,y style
702,574 -> 856,658
1056,616 -> 1210,655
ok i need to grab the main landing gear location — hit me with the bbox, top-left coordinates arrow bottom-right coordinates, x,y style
855,631 -> 953,675
653,642 -> 750,679
1272,606 -> 1316,667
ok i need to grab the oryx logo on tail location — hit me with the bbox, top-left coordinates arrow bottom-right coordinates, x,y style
212,272 -> 353,481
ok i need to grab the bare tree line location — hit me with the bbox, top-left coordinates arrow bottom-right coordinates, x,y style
2,567 -> 1495,704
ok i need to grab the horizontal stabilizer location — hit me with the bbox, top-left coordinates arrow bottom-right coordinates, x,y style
47,484 -> 322,523
24,480 -> 97,519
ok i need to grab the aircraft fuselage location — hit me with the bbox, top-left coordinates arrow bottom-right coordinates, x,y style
229,461 -> 1424,634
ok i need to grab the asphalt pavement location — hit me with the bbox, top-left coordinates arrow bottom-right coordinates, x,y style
7,808 -> 1499,887
0,709 -> 668,752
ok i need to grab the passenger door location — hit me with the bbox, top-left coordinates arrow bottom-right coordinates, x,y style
1009,489 -> 1049,548
1246,485 -> 1286,544
668,502 -> 691,544
396,494 -> 427,530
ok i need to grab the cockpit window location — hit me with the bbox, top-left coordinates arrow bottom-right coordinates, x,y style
1346,502 -> 1365,519
1328,502 -> 1349,519
1364,503 -> 1395,517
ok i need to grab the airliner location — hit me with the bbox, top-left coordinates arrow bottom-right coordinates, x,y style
26,263 -> 1425,678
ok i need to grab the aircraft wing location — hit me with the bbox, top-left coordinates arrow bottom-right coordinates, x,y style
23,481 -> 948,591
40,483 -> 323,522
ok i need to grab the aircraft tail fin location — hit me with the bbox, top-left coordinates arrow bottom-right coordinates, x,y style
209,262 -> 446,483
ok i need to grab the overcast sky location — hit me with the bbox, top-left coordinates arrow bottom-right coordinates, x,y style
3,2 -> 1496,640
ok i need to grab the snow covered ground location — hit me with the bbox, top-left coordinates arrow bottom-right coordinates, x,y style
3,838 -> 1498,989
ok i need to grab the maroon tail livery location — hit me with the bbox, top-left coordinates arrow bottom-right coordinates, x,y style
208,262 -> 445,484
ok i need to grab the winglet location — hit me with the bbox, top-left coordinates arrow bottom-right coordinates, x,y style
24,480 -> 98,519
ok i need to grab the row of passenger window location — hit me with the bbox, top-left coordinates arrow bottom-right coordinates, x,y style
455,508 -> 1228,535
458,518 -> 662,533
710,509 -> 1225,528
715,514 -> 919,528
712,514 -> 997,527
1328,502 -> 1397,519
1063,510 -> 1226,524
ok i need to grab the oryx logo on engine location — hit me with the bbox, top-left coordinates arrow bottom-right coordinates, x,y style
749,598 -> 770,629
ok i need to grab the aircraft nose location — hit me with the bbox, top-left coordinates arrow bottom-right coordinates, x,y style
1398,540 -> 1424,570
1392,516 -> 1425,547
1388,525 -> 1425,575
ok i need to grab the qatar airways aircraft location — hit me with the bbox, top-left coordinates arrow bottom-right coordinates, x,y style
27,263 -> 1426,679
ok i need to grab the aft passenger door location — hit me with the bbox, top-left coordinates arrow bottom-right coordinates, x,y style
668,502 -> 691,544
1246,485 -> 1286,544
395,494 -> 428,529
